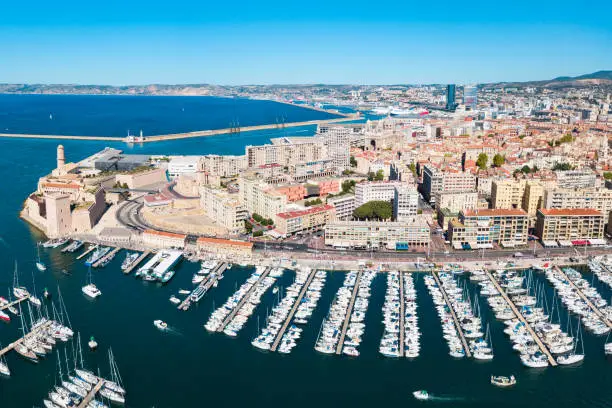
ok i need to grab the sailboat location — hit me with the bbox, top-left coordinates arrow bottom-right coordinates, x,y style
36,243 -> 47,272
12,261 -> 30,300
29,269 -> 42,307
557,319 -> 585,365
100,348 -> 126,404
0,344 -> 10,376
82,266 -> 102,299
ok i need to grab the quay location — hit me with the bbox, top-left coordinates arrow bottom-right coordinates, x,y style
217,266 -> 272,332
77,379 -> 105,408
93,247 -> 120,268
398,272 -> 406,357
178,262 -> 228,311
0,117 -> 351,144
0,295 -> 30,313
336,271 -> 363,355
483,270 -> 557,366
0,320 -> 53,358
76,245 -> 97,260
431,272 -> 472,358
270,269 -> 317,352
553,266 -> 612,329
123,251 -> 151,274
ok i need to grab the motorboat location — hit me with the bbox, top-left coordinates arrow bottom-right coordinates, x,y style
169,296 -> 181,305
413,390 -> 429,400
88,336 -> 98,350
491,375 -> 516,387
154,320 -> 168,331
0,311 -> 10,323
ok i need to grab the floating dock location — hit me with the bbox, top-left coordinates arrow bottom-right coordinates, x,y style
553,266 -> 612,329
76,245 -> 97,260
178,262 -> 228,311
0,295 -> 30,313
0,320 -> 53,358
398,272 -> 406,358
123,251 -> 150,274
270,269 -> 317,352
76,379 -> 105,408
138,250 -> 182,276
217,267 -> 272,332
93,247 -> 120,268
336,271 -> 363,355
484,270 -> 557,366
431,271 -> 472,358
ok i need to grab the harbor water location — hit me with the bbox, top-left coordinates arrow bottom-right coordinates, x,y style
0,97 -> 610,407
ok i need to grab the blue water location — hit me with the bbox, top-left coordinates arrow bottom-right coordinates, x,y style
0,97 -> 610,408
0,94 -> 340,136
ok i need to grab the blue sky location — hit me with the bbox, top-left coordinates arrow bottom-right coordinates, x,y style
0,0 -> 610,85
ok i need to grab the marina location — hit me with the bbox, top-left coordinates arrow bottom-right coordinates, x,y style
92,247 -> 121,268
122,251 -> 150,274
177,262 -> 227,311
336,271 -> 363,355
76,245 -> 97,261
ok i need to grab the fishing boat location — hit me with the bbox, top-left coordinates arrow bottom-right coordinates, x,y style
88,336 -> 98,350
491,375 -> 516,387
413,390 -> 429,400
154,320 -> 168,330
82,266 -> 101,299
36,243 -> 47,271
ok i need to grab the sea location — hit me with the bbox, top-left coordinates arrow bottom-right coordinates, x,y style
0,95 -> 610,408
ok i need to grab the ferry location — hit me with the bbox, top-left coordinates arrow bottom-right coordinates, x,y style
85,247 -> 111,266
137,251 -> 182,282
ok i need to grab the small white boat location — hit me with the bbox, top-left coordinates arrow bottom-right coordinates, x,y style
88,336 -> 98,350
82,284 -> 102,299
413,390 -> 429,400
36,262 -> 47,272
154,320 -> 168,331
491,375 -> 516,387
169,296 -> 181,305
178,289 -> 190,295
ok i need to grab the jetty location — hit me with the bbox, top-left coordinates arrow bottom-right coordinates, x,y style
123,251 -> 150,274
178,262 -> 228,311
398,272 -> 406,357
431,271 -> 472,358
270,269 -> 317,352
93,247 -> 120,268
336,271 -> 363,355
0,117 -> 352,144
0,295 -> 30,313
484,270 -> 557,366
76,379 -> 105,408
553,266 -> 612,329
0,320 -> 53,358
76,245 -> 97,260
217,266 -> 272,332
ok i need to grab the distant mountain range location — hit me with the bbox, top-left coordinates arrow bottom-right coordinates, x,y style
483,70 -> 612,89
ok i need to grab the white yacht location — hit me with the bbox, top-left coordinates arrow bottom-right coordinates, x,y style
82,284 -> 102,299
154,320 -> 168,330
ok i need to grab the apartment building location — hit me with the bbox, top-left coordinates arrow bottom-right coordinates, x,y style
491,179 -> 544,225
142,229 -> 187,249
201,154 -> 247,177
327,194 -> 356,220
355,181 -> 404,206
421,165 -> 476,204
245,139 -> 327,168
393,185 -> 419,221
434,191 -> 478,213
448,209 -> 528,248
542,187 -> 612,223
318,127 -> 351,171
275,204 -> 336,236
325,218 -> 430,249
168,156 -> 202,178
200,186 -> 248,235
554,169 -> 599,189
195,237 -> 253,257
239,177 -> 287,220
536,209 -> 604,243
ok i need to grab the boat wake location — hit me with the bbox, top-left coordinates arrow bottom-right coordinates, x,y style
165,326 -> 183,336
424,395 -> 466,402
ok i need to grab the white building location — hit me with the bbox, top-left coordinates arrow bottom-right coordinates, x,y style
168,156 -> 202,178
393,185 -> 419,221
318,127 -> 350,172
327,194 -> 356,220
325,218 -> 430,249
200,186 -> 248,235
355,181 -> 404,206
554,169 -> 599,189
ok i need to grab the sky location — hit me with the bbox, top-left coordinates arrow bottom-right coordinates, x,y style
0,0 -> 610,85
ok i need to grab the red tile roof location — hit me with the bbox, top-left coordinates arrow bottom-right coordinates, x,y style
196,237 -> 253,248
276,204 -> 334,220
463,209 -> 527,217
539,208 -> 602,217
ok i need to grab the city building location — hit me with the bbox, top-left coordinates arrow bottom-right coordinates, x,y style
393,185 -> 419,221
200,186 -> 248,235
195,237 -> 253,257
245,138 -> 327,168
463,85 -> 478,110
167,156 -> 202,178
324,218 -> 430,250
448,209 -> 528,249
434,191 -> 478,213
542,187 -> 612,223
275,204 -> 336,236
327,194 -> 356,220
142,229 -> 187,249
239,176 -> 287,220
554,169 -> 599,188
318,127 -> 351,172
446,84 -> 456,111
536,209 -> 604,244
421,165 -> 476,204
355,181 -> 404,206
201,154 -> 247,177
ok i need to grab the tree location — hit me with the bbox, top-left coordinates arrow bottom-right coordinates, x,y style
244,220 -> 253,233
476,153 -> 488,170
408,162 -> 417,176
353,201 -> 393,221
521,165 -> 531,174
341,179 -> 356,194
492,154 -> 505,167
552,162 -> 574,171
304,198 -> 322,207
604,172 -> 612,180
350,156 -> 357,167
367,172 -> 375,181
375,169 -> 384,181
253,230 -> 263,237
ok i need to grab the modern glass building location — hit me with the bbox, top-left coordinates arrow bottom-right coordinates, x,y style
463,85 -> 478,109
446,84 -> 456,110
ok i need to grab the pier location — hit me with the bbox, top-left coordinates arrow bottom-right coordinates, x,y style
217,267 -> 272,332
0,295 -> 30,313
398,272 -> 406,357
270,269 -> 317,352
484,270 -> 557,366
76,245 -> 96,260
336,271 -> 363,355
431,272 -> 472,358
0,320 -> 53,358
77,379 -> 105,408
0,117 -> 352,144
93,247 -> 120,268
123,251 -> 150,274
553,266 -> 612,329
178,262 -> 228,311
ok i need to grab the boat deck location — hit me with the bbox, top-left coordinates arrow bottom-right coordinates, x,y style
553,266 -> 612,329
217,267 -> 272,332
93,247 -> 120,268
0,295 -> 29,313
76,379 -> 105,408
123,251 -> 151,274
484,270 -> 557,366
270,269 -> 317,352
336,270 -> 363,355
0,320 -> 53,358
431,271 -> 472,358
178,262 -> 228,311
398,272 -> 406,358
